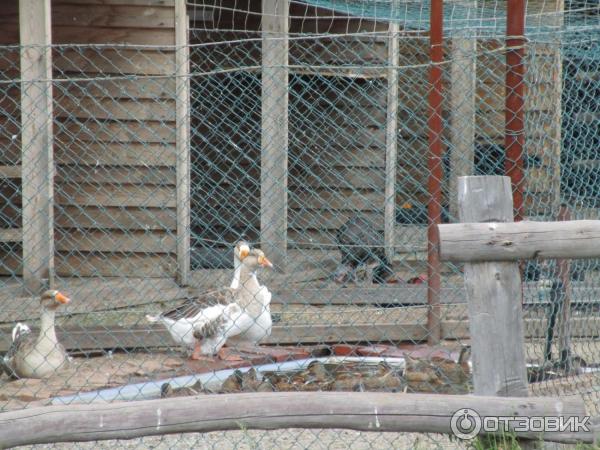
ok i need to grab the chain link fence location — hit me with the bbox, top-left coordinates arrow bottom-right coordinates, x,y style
0,0 -> 599,448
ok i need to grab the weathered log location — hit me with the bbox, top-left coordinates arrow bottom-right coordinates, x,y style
0,392 -> 591,447
438,219 -> 600,262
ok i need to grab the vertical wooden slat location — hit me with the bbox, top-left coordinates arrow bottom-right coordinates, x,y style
458,176 -> 528,397
20,0 -> 54,294
261,0 -> 289,271
550,0 -> 564,213
556,204 -> 572,368
384,19 -> 399,263
448,0 -> 476,220
175,0 -> 190,285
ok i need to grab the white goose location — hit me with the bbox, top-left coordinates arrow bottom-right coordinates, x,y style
191,248 -> 273,359
1,290 -> 71,378
146,241 -> 251,358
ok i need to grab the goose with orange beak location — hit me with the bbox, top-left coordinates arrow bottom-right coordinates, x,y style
1,290 -> 71,378
147,241 -> 255,359
192,248 -> 274,360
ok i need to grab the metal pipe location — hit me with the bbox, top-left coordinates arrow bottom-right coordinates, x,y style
505,0 -> 526,221
427,0 -> 444,345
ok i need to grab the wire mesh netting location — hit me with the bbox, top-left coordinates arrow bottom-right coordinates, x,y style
0,0 -> 599,448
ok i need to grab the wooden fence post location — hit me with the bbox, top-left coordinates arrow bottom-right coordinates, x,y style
457,175 -> 528,397
175,0 -> 190,286
261,0 -> 288,272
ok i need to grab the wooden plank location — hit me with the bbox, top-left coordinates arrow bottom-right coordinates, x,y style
53,0 -> 175,5
384,20 -> 399,262
448,5 -> 476,220
54,78 -> 176,100
438,220 -> 600,262
55,253 -> 177,277
0,228 -> 21,242
53,25 -> 175,45
175,0 -> 190,285
0,276 -> 187,321
289,189 -> 384,211
53,49 -> 175,75
0,165 -> 21,178
261,0 -> 289,272
56,229 -> 176,253
51,4 -> 175,28
274,286 -> 465,306
55,206 -> 177,230
55,142 -> 177,166
20,0 -> 55,294
56,120 -> 176,143
56,183 -> 176,208
458,176 -> 528,397
57,165 -> 176,185
55,97 -> 176,121
0,4 -> 175,28
0,393 -> 589,447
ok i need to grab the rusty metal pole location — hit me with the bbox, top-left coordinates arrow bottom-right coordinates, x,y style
506,0 -> 526,304
505,0 -> 526,222
427,0 -> 444,345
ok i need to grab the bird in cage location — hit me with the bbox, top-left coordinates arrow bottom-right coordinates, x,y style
147,244 -> 273,361
1,290 -> 71,379
334,214 -> 394,284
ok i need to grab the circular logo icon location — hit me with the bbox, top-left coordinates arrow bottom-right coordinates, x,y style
450,408 -> 482,440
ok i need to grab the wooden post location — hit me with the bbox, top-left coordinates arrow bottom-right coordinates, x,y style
261,0 -> 288,272
384,18 -> 399,263
458,176 -> 528,397
20,0 -> 54,294
175,0 -> 190,285
555,204 -> 572,368
449,0 -> 476,220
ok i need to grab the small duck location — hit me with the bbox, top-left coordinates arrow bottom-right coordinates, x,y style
160,380 -> 204,398
430,346 -> 471,385
360,361 -> 403,392
2,290 -> 71,379
146,241 -> 251,358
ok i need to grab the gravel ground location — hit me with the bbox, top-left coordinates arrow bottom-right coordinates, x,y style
15,430 -> 466,450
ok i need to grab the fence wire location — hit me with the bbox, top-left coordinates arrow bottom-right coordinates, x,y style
0,0 -> 599,448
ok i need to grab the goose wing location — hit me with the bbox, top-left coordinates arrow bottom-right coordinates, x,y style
191,303 -> 258,341
1,324 -> 34,377
161,288 -> 235,321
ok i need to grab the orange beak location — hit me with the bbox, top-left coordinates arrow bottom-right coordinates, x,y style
258,255 -> 273,269
55,292 -> 70,305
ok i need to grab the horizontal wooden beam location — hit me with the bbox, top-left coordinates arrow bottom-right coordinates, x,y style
0,392 -> 590,446
0,165 -> 21,178
0,228 -> 21,242
438,220 -> 600,262
2,315 -> 600,352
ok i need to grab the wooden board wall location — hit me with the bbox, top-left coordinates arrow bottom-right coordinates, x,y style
52,0 -> 178,277
0,2 -> 22,276
0,0 -> 179,277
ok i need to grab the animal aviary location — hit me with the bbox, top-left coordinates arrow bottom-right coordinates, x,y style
0,0 -> 599,447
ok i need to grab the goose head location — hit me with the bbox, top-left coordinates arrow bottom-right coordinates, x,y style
234,240 -> 251,262
40,290 -> 70,310
240,248 -> 274,270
